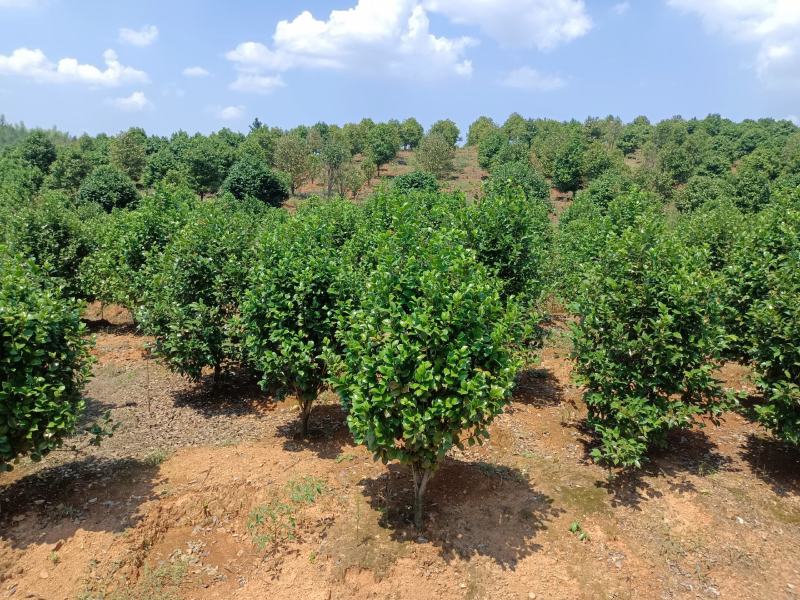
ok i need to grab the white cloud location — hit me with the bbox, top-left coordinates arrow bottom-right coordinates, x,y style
109,90 -> 152,111
225,0 -> 476,90
423,0 -> 591,50
667,0 -> 800,87
229,73 -> 285,94
789,114 -> 800,126
217,105 -> 246,120
182,66 -> 210,77
0,48 -> 148,87
500,67 -> 566,91
612,2 -> 630,15
119,25 -> 159,47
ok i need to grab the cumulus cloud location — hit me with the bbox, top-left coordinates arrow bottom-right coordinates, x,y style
217,105 -> 246,120
225,0 -> 479,90
0,48 -> 148,87
667,0 -> 800,87
423,0 -> 591,50
182,66 -> 209,77
229,73 -> 285,94
119,25 -> 159,47
109,90 -> 152,111
500,67 -> 566,91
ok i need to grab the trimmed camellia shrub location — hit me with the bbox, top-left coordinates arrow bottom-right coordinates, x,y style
137,198 -> 269,381
466,190 -> 552,300
80,184 -> 195,309
241,202 -> 353,435
483,161 -> 550,204
78,165 -> 138,211
570,216 -> 729,468
749,254 -> 800,445
0,249 -> 94,469
329,225 -> 518,528
220,156 -> 290,206
391,170 -> 440,194
723,194 -> 800,443
4,191 -> 101,298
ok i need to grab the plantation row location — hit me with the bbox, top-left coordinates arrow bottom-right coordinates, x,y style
1,113 -> 798,527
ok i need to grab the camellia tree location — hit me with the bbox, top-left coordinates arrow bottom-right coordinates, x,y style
329,225 -> 518,529
138,198 -> 268,381
0,248 -> 94,470
366,123 -> 400,174
242,200 -> 358,434
570,208 -> 730,467
428,119 -> 460,148
78,165 -> 139,211
220,155 -> 290,206
414,133 -> 455,179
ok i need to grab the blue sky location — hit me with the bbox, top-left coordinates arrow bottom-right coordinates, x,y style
0,0 -> 798,136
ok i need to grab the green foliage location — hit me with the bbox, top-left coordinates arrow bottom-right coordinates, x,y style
44,147 -> 92,197
466,190 -> 552,301
748,245 -> 800,445
552,136 -> 585,193
467,116 -> 498,147
220,156 -> 290,206
138,198 -> 265,380
80,185 -> 195,308
366,123 -> 400,172
184,134 -> 236,198
391,171 -> 440,195
675,174 -> 734,213
731,166 -> 771,212
274,134 -> 313,195
414,133 -> 455,179
242,201 -> 357,433
4,192 -> 100,298
677,197 -> 744,271
399,118 -> 424,150
0,250 -> 94,469
329,225 -> 518,526
570,216 -> 729,467
110,128 -> 147,183
484,161 -> 550,204
576,169 -> 634,210
477,130 -> 508,170
428,119 -> 460,148
78,165 -> 138,211
19,131 -> 57,173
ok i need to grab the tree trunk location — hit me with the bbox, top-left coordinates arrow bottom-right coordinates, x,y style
213,363 -> 221,384
299,398 -> 313,436
411,464 -> 432,531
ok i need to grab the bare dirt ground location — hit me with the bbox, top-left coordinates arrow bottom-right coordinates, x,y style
1,311 -> 798,600
293,147 -> 487,204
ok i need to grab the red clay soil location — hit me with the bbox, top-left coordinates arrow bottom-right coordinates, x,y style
0,316 -> 798,599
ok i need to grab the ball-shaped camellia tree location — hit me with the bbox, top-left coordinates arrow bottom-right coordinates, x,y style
220,155 -> 290,207
137,197 -> 273,381
78,165 -> 139,211
0,248 -> 94,470
241,200 -> 358,435
570,213 -> 729,468
329,225 -> 519,529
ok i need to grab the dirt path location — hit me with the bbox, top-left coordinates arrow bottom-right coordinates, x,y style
1,321 -> 798,600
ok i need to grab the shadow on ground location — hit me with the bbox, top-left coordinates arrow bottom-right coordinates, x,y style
359,458 -> 563,570
512,367 -> 568,409
277,402 -> 353,460
740,433 -> 800,497
0,456 -> 160,549
171,373 -> 271,419
588,428 -> 737,510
